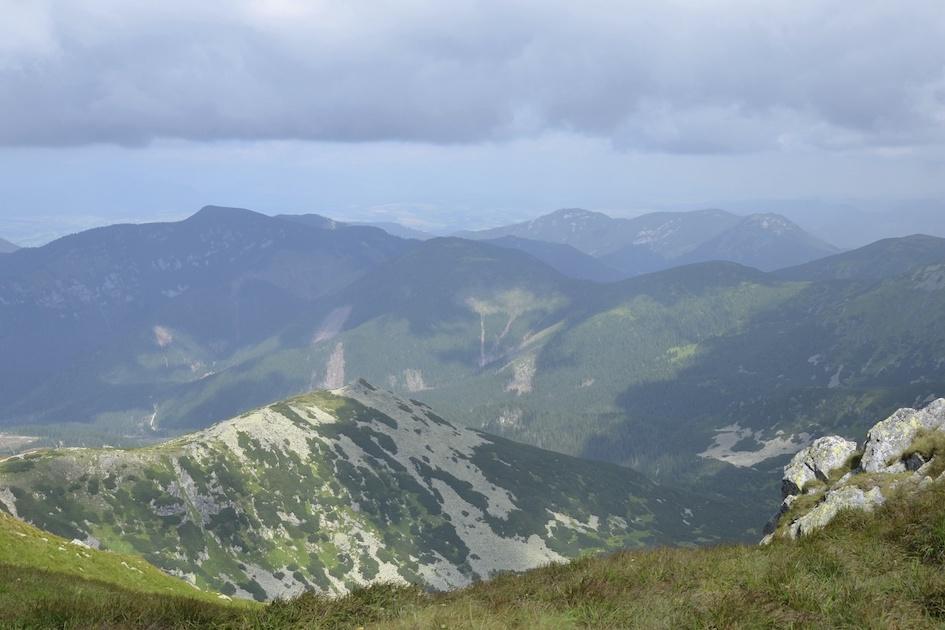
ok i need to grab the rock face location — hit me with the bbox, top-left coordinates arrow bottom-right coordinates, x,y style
781,436 -> 858,497
786,486 -> 885,539
0,381 -> 739,601
860,399 -> 945,472
765,398 -> 945,543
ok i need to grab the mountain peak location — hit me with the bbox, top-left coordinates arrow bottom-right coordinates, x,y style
275,213 -> 342,230
0,237 -> 20,254
186,205 -> 268,224
531,208 -> 612,228
336,378 -> 381,397
742,213 -> 800,234
542,207 -> 609,220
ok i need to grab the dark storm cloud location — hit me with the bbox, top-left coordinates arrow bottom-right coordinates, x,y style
1,0 -> 943,152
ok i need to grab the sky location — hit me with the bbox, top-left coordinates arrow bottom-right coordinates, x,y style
1,0 -> 944,245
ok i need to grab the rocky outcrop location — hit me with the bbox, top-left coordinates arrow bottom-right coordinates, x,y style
764,399 -> 945,543
860,399 -> 945,472
781,436 -> 858,497
786,486 -> 885,539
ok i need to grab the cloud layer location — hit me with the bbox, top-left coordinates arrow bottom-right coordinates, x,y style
1,0 -> 944,152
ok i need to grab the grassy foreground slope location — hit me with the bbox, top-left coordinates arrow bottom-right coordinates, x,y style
0,512 -> 230,603
4,476 -> 945,628
0,511 -> 251,628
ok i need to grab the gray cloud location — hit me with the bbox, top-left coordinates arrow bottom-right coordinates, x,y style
0,0 -> 943,152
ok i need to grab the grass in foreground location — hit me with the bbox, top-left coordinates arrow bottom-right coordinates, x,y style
0,512 -> 237,605
6,481 -> 945,628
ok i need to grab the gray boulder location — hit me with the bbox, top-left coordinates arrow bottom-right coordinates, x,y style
905,452 -> 927,472
787,486 -> 885,539
782,436 -> 858,497
762,494 -> 798,537
860,399 -> 945,473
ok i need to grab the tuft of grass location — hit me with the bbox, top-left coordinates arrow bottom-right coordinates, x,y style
0,512 -> 240,606
903,429 -> 945,477
0,564 -> 242,630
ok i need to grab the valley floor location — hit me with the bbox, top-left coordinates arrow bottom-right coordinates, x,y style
5,480 -> 945,629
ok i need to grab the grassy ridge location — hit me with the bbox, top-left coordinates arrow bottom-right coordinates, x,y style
0,512 -> 233,605
0,565 -> 240,630
5,480 -> 945,628
0,511 -> 255,628
0,386 -> 750,601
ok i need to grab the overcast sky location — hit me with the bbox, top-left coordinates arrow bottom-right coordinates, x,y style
1,0 -> 944,244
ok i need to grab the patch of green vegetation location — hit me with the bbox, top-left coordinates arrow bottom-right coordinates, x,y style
0,512 -> 232,606
0,564 -> 247,630
0,458 -> 36,474
666,343 -> 699,364
9,476 -> 945,628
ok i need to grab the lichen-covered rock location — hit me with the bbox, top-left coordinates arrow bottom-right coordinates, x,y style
764,400 -> 945,545
860,399 -> 945,472
781,436 -> 858,497
787,486 -> 885,539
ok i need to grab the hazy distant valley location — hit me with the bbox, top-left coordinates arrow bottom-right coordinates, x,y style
4,206 -> 945,522
3,199 -> 945,629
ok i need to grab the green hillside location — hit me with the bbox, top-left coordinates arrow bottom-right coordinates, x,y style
777,234 -> 945,281
14,234 -> 932,529
5,233 -> 945,534
0,511 -> 230,603
337,480 -> 945,629
0,509 -> 249,628
5,463 -> 945,628
0,382 -> 746,603
0,206 -> 411,432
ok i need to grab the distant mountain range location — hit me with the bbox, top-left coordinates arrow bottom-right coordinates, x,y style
0,382 -> 745,600
276,213 -> 434,240
62,229 -> 938,527
2,205 -> 941,532
0,206 -> 411,435
750,200 -> 945,249
459,208 -> 839,274
776,234 -> 945,282
482,236 -> 623,282
0,237 -> 19,254
349,221 -> 434,240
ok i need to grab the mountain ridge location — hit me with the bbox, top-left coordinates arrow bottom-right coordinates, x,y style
459,208 -> 837,274
776,234 -> 945,281
0,237 -> 18,254
0,381 -> 746,601
0,205 -> 412,429
483,236 -> 624,282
